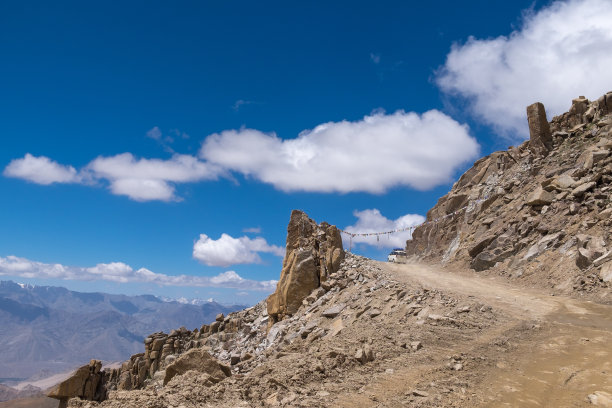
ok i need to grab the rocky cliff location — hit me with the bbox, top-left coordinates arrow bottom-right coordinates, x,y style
406,92 -> 612,299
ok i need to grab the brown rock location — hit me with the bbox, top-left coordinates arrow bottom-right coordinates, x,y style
597,92 -> 612,114
151,337 -> 166,351
551,174 -> 576,190
468,235 -> 496,258
576,247 -> 593,270
209,320 -> 221,334
527,102 -> 553,156
571,181 -> 597,198
267,210 -> 344,324
163,348 -> 230,385
117,371 -> 131,391
526,187 -> 554,206
568,96 -> 589,126
48,360 -> 106,405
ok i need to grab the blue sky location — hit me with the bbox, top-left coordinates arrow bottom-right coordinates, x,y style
1,0 -> 611,305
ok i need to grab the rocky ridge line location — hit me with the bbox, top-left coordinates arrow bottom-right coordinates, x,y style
406,92 -> 612,299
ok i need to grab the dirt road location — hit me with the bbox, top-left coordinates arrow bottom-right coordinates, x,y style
383,262 -> 612,407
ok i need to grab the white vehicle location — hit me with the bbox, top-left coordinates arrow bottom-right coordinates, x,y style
387,248 -> 407,263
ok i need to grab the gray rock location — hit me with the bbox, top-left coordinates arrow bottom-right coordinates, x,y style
322,303 -> 345,318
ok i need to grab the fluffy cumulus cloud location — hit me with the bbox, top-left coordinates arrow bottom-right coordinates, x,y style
3,154 -> 80,185
200,110 -> 479,193
0,255 -> 277,291
343,209 -> 425,249
436,0 -> 612,138
85,153 -> 221,201
193,234 -> 284,267
5,111 -> 479,199
3,152 -> 221,201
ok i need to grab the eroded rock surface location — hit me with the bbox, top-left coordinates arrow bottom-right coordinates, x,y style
267,210 -> 344,324
406,93 -> 612,298
48,360 -> 106,407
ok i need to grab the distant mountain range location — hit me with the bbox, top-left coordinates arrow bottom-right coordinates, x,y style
0,280 -> 247,381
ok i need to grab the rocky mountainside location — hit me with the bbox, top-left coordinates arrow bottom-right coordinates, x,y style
48,93 -> 612,408
64,247 -> 509,408
0,281 -> 245,380
406,92 -> 612,300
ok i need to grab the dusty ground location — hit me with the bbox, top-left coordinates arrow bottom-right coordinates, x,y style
70,256 -> 612,408
0,396 -> 58,408
359,261 -> 612,407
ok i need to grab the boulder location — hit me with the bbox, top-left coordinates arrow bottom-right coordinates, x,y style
163,348 -> 230,385
322,303 -> 345,318
576,239 -> 606,270
355,344 -> 374,364
48,360 -> 106,407
527,102 -> 553,156
576,248 -> 594,270
526,187 -> 554,206
551,174 -> 576,190
568,96 -> 589,127
597,91 -> 612,115
267,210 -> 344,324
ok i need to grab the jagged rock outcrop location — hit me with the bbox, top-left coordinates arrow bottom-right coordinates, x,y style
527,102 -> 553,157
406,92 -> 612,297
266,210 -> 344,325
62,210 -> 344,405
48,360 -> 107,408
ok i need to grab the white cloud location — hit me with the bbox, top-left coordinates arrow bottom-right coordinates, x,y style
108,178 -> 177,202
146,126 -> 162,140
200,110 -> 479,193
343,209 -> 425,249
85,153 -> 221,201
3,154 -> 80,185
436,0 -> 612,138
193,233 -> 284,267
243,227 -> 262,234
5,111 -> 479,198
0,255 -> 277,291
370,53 -> 381,64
